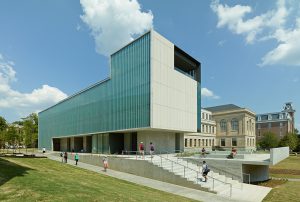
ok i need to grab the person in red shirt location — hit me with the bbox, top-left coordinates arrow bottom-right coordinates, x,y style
139,142 -> 145,159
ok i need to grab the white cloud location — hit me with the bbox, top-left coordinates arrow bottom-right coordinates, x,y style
260,23 -> 300,66
201,87 -> 220,99
80,0 -> 153,56
0,54 -> 67,121
211,0 -> 300,66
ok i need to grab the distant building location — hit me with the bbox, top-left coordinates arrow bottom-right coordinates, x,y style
184,109 -> 216,151
205,104 -> 256,151
256,102 -> 296,140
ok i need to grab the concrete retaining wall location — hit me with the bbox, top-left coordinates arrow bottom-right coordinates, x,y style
52,153 -> 210,192
270,147 -> 289,165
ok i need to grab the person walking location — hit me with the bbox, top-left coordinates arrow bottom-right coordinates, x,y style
64,152 -> 68,163
74,153 -> 79,165
103,156 -> 108,172
202,161 -> 210,182
201,147 -> 206,158
60,152 -> 64,163
149,142 -> 155,158
139,142 -> 145,159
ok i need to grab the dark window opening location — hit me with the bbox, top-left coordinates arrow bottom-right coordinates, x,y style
174,46 -> 200,82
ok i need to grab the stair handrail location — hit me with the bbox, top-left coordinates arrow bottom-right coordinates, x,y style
120,150 -> 232,197
156,152 -> 233,197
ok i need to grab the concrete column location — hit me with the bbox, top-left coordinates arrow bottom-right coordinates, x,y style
83,136 -> 87,152
70,137 -> 75,151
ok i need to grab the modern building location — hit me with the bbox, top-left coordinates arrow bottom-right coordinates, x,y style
256,102 -> 296,140
205,104 -> 256,151
38,30 -> 201,154
184,108 -> 216,151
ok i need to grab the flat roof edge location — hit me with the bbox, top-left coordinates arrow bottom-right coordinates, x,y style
39,77 -> 111,114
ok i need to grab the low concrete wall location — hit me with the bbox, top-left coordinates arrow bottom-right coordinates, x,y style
270,147 -> 289,165
52,153 -> 210,192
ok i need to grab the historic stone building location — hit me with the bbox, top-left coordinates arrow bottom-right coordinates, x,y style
205,104 -> 256,151
256,102 -> 296,140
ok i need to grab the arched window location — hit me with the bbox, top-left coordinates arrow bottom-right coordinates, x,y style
220,120 -> 227,132
231,119 -> 239,131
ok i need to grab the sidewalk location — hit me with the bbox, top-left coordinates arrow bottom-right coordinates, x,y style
47,154 -> 238,202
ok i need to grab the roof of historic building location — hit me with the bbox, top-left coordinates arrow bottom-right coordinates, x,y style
204,104 -> 242,113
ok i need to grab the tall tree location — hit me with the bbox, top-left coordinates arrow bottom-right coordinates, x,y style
259,132 -> 279,150
279,133 -> 299,151
0,116 -> 8,150
23,113 -> 38,148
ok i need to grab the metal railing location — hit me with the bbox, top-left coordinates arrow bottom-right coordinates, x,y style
121,150 -> 233,197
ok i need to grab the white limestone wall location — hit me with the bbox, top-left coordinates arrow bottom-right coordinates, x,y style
137,131 -> 176,153
150,30 -> 197,132
270,146 -> 289,165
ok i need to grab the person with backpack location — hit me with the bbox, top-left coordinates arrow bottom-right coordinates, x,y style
74,153 -> 79,165
202,161 -> 210,182
149,142 -> 155,158
139,142 -> 144,159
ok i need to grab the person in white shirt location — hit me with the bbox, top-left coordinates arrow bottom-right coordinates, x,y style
202,161 -> 209,182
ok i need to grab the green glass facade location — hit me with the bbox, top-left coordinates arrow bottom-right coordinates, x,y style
39,33 -> 151,149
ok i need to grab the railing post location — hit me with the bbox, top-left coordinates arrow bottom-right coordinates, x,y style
212,179 -> 215,191
184,167 -> 185,178
230,184 -> 232,198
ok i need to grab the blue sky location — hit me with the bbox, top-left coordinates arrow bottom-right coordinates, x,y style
0,0 -> 299,129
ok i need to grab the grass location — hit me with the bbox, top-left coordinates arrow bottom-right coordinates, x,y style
269,156 -> 300,179
0,157 -> 197,202
261,180 -> 300,202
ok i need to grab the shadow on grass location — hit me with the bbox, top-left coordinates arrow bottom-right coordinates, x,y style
0,157 -> 33,186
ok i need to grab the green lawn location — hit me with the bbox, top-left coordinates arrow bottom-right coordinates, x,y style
261,180 -> 300,202
0,157 -> 197,202
269,156 -> 300,179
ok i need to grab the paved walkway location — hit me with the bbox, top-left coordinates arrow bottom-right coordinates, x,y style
271,177 -> 300,182
47,154 -> 238,202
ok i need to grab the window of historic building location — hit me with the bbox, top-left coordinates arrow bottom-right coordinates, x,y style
231,119 -> 239,131
212,126 -> 215,134
185,139 -> 187,147
194,139 -> 197,147
189,139 -> 192,147
232,138 -> 237,146
221,138 -> 225,146
220,120 -> 227,132
198,139 -> 201,146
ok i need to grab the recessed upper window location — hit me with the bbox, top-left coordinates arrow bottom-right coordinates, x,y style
174,46 -> 200,82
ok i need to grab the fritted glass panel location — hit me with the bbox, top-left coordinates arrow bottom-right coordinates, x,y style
39,33 -> 151,149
